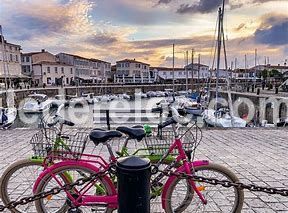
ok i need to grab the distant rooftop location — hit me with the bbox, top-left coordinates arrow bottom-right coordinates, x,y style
116,59 -> 150,66
58,52 -> 109,63
33,61 -> 73,66
150,67 -> 184,71
0,36 -> 21,48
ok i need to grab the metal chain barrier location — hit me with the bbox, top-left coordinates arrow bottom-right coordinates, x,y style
0,165 -> 288,212
0,168 -> 110,212
158,169 -> 288,197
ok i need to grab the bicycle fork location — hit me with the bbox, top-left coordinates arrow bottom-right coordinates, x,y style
184,161 -> 207,205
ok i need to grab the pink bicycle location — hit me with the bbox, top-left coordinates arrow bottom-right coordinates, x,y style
32,105 -> 244,212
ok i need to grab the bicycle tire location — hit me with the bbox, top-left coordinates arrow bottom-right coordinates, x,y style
163,163 -> 244,213
0,158 -> 44,213
34,164 -> 115,213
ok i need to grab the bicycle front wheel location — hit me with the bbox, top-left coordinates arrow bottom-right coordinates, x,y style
34,164 -> 115,213
163,163 -> 244,213
0,158 -> 44,213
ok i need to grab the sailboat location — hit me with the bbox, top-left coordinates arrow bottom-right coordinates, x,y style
202,1 -> 246,128
0,26 -> 17,129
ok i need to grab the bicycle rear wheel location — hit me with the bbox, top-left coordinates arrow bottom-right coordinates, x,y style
0,158 -> 43,213
163,163 -> 244,213
34,164 -> 115,213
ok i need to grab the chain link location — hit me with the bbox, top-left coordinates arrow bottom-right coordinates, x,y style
159,169 -> 288,197
0,167 -> 110,212
0,166 -> 288,212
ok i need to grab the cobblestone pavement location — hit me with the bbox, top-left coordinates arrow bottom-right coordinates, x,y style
0,128 -> 288,212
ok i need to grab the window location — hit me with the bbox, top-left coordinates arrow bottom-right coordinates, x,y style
125,63 -> 129,67
47,77 -> 52,84
43,72 -> 46,75
15,55 -> 18,62
21,57 -> 25,63
47,67 -> 50,73
9,54 -> 13,61
70,68 -> 73,74
55,67 -> 58,73
26,56 -> 30,62
163,72 -> 166,75
61,67 -> 64,73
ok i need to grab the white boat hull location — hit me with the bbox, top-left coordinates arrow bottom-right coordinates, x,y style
203,109 -> 246,128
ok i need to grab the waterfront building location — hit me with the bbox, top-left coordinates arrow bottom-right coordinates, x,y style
153,63 -> 210,84
251,64 -> 288,75
56,53 -> 111,84
21,49 -> 55,77
0,36 -> 26,88
115,59 -> 151,83
33,61 -> 74,86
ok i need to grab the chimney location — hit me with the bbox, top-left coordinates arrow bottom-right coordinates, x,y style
41,49 -> 45,53
133,58 -> 135,61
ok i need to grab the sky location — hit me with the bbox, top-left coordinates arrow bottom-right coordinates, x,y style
0,0 -> 287,68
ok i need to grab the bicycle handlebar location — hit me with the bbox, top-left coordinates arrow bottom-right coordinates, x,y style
170,106 -> 189,126
158,118 -> 177,129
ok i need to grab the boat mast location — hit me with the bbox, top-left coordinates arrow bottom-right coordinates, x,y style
215,7 -> 222,111
172,43 -> 175,101
191,49 -> 194,91
185,50 -> 189,91
198,54 -> 201,92
221,0 -> 235,126
254,48 -> 257,90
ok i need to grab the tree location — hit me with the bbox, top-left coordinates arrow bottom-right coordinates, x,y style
261,69 -> 268,79
269,69 -> 282,78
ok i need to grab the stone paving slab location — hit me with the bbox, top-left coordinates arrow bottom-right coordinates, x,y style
0,128 -> 287,212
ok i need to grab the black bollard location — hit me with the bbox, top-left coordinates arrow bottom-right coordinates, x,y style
105,110 -> 110,130
275,87 -> 279,94
252,86 -> 255,93
117,156 -> 151,213
257,88 -> 260,95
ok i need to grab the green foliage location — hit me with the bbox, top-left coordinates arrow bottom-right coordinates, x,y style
261,69 -> 283,79
269,69 -> 282,78
261,69 -> 268,79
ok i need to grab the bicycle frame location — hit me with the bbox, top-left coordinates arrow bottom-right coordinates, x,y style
33,124 -> 209,210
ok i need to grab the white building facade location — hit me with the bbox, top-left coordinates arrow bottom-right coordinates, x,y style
153,63 -> 210,83
56,53 -> 111,83
115,59 -> 151,83
0,36 -> 22,88
33,62 -> 74,86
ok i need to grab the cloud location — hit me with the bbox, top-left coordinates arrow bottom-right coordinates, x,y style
234,23 -> 246,32
85,34 -> 119,45
177,0 -> 224,14
157,0 -> 173,4
254,15 -> 288,46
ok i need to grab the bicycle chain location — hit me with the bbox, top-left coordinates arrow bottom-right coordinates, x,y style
158,169 -> 288,197
1,166 -> 288,212
0,168 -> 110,212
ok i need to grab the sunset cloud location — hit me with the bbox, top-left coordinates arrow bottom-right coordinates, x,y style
0,0 -> 287,67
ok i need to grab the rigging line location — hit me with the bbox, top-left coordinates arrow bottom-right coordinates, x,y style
210,14 -> 219,71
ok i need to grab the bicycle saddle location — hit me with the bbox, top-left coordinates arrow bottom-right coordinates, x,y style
89,130 -> 122,145
116,126 -> 146,141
